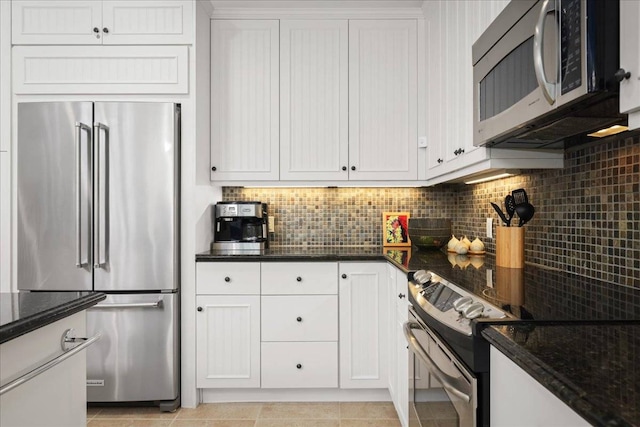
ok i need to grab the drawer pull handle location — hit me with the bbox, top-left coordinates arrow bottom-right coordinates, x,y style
296,276 -> 302,282
296,364 -> 302,369
197,306 -> 203,312
398,293 -> 406,299
224,276 -> 231,282
296,317 -> 302,322
341,274 -> 347,279
0,331 -> 102,396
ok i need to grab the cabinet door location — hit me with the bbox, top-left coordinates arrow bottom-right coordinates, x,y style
280,20 -> 349,181
210,20 -> 280,181
387,265 -> 399,408
101,1 -> 193,45
349,20 -> 418,181
424,1 -> 509,179
490,346 -> 589,426
196,295 -> 261,388
339,262 -> 388,388
12,1 -> 102,45
619,0 -> 640,130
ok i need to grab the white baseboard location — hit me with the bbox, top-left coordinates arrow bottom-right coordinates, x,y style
201,388 -> 391,403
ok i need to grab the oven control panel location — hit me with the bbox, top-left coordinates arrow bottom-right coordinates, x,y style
409,270 -> 506,336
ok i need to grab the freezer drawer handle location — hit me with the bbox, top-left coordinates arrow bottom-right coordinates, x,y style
75,122 -> 91,268
0,331 -> 102,396
92,300 -> 164,309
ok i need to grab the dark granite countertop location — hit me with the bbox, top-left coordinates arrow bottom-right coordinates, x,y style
196,245 -> 388,262
483,323 -> 640,427
0,292 -> 106,344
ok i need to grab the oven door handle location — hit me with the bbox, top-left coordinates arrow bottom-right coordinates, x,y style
403,321 -> 471,403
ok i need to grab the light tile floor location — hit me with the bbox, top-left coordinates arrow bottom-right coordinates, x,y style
87,402 -> 402,427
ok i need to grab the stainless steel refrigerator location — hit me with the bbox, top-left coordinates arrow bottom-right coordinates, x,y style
17,102 -> 180,411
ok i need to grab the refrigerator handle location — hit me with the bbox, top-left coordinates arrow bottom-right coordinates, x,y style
75,122 -> 90,268
93,122 -> 109,269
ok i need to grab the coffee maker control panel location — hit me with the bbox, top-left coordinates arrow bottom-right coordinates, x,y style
216,202 -> 265,218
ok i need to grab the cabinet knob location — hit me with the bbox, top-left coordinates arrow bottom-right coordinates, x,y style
296,276 -> 302,282
211,166 -> 217,171
341,274 -> 347,279
296,317 -> 302,322
102,27 -> 109,34
615,68 -> 631,82
437,158 -> 443,164
197,306 -> 203,312
454,149 -> 460,155
296,364 -> 302,369
342,166 -> 347,171
224,276 -> 231,282
351,166 -> 356,171
398,293 -> 406,299
93,27 -> 100,33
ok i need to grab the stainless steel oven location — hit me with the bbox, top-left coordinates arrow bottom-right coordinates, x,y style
405,305 -> 477,427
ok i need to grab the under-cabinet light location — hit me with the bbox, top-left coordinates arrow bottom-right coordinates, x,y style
464,172 -> 515,185
587,125 -> 629,138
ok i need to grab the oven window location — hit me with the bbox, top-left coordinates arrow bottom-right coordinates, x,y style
479,37 -> 538,121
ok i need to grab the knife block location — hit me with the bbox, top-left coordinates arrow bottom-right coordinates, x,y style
496,227 -> 525,268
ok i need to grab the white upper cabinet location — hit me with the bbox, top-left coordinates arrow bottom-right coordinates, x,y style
280,20 -> 349,181
619,0 -> 640,130
422,1 -> 562,184
12,1 -> 193,45
349,20 -> 418,181
210,20 -> 280,181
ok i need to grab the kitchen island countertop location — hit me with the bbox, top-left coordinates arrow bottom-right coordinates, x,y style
483,323 -> 640,427
0,292 -> 106,344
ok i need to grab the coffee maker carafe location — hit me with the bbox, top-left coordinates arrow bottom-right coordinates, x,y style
212,201 -> 268,253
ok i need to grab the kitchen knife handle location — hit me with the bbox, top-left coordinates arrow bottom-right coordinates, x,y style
93,122 -> 109,268
75,122 -> 90,268
533,0 -> 556,105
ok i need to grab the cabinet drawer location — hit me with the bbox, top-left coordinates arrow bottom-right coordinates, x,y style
262,262 -> 338,295
262,295 -> 338,342
261,342 -> 338,388
196,262 -> 260,295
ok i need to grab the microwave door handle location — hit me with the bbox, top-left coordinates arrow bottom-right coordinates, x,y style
534,0 -> 557,105
403,321 -> 471,403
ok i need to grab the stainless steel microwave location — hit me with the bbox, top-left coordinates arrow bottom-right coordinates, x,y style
473,0 -> 625,149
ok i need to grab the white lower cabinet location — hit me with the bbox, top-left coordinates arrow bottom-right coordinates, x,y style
395,268 -> 410,427
261,342 -> 339,388
490,346 -> 589,427
339,262 -> 388,389
0,311 -> 89,427
196,295 -> 261,388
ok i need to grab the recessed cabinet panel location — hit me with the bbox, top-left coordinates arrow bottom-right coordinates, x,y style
262,295 -> 338,342
101,1 -> 193,45
196,295 -> 261,388
12,1 -> 102,45
210,20 -> 280,181
349,20 -> 418,181
12,46 -> 188,94
261,342 -> 338,388
280,20 -> 349,181
339,262 -> 388,388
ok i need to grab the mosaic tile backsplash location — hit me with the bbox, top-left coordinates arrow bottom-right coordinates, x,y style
223,131 -> 639,288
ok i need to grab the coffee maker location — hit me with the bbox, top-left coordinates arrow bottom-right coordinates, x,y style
212,201 -> 268,253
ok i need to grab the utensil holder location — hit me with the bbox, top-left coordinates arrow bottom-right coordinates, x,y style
496,227 -> 524,268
